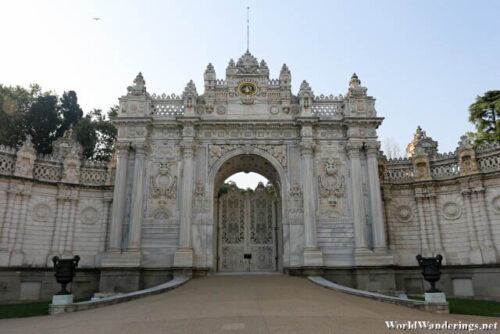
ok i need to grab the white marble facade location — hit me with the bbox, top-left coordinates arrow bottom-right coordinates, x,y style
0,51 -> 498,283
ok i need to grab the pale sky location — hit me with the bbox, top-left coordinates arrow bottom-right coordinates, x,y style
1,0 -> 498,189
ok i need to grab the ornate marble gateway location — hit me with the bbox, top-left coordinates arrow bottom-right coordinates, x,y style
104,49 -> 390,272
1,49 -> 499,301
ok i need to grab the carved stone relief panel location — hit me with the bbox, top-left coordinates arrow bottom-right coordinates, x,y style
288,182 -> 303,215
317,158 -> 346,216
146,161 -> 179,221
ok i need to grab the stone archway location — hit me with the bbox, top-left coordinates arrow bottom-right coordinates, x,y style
207,151 -> 288,273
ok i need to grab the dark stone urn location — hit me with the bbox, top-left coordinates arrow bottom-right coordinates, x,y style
52,255 -> 80,295
416,254 -> 443,293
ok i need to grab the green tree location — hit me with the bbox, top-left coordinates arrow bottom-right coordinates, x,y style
57,91 -> 83,138
74,108 -> 117,161
468,90 -> 500,146
25,95 -> 61,154
0,84 -> 42,148
74,114 -> 97,159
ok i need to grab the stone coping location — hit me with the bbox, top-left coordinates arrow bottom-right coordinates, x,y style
308,276 -> 449,314
49,276 -> 190,315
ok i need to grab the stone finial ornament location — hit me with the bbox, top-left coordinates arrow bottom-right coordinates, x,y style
346,72 -> 367,98
298,80 -> 313,112
406,126 -> 438,158
134,72 -> 145,86
53,127 -> 83,159
457,135 -> 474,150
349,73 -> 361,88
14,135 -> 36,178
182,80 -> 198,98
127,72 -> 147,96
226,58 -> 236,75
235,50 -> 259,74
280,64 -> 291,77
204,63 -> 216,84
456,135 -> 478,175
259,59 -> 268,69
205,63 -> 215,74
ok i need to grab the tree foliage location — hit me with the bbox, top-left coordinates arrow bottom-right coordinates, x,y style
468,90 -> 500,146
74,108 -> 117,161
57,91 -> 83,138
0,83 -> 116,160
0,84 -> 42,148
25,95 -> 60,154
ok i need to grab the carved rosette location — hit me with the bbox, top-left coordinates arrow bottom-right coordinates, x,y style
208,144 -> 287,171
393,199 -> 416,223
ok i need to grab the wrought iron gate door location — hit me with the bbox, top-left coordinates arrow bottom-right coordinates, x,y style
218,183 -> 276,272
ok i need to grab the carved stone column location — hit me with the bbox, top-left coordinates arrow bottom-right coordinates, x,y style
347,141 -> 368,252
109,143 -> 130,251
174,141 -> 196,268
128,143 -> 147,250
365,142 -> 388,252
300,140 -> 323,266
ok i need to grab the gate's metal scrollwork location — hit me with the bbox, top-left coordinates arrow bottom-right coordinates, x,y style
218,183 -> 276,272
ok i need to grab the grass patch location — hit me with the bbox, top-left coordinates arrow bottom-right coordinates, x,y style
0,298 -> 87,319
409,296 -> 500,317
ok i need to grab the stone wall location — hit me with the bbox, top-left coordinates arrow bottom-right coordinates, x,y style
0,133 -> 113,270
381,130 -> 500,268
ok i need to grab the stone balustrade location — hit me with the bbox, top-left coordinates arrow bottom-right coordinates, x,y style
384,144 -> 500,183
0,145 -> 111,186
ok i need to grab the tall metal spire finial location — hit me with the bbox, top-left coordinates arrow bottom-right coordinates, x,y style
246,6 -> 250,52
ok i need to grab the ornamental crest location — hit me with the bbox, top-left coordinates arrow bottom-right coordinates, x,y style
150,162 -> 177,202
318,158 -> 345,207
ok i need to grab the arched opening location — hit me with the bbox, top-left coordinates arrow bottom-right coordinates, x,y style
210,153 -> 285,273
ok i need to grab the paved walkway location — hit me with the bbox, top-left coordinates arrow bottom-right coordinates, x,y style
0,275 -> 497,333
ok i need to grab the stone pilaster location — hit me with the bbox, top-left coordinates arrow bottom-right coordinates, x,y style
108,142 -> 130,251
63,196 -> 79,256
477,187 -> 498,262
429,195 -> 444,255
99,195 -> 113,253
365,142 -> 388,252
347,141 -> 368,252
9,183 -> 32,266
460,180 -> 482,263
300,139 -> 323,266
0,183 -> 17,252
174,139 -> 196,268
414,187 -> 431,256
128,142 -> 147,251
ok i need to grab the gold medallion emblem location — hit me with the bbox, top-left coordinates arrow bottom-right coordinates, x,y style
238,82 -> 257,96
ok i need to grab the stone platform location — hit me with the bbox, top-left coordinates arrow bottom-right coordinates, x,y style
0,275 -> 496,334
